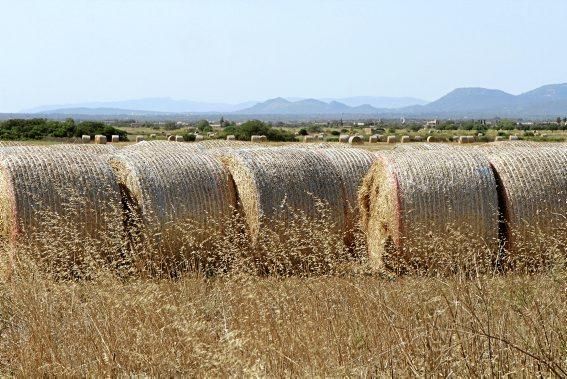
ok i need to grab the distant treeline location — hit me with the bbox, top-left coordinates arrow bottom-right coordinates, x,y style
0,119 -> 128,141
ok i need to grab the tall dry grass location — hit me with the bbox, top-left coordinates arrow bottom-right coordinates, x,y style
0,203 -> 565,376
1,261 -> 565,376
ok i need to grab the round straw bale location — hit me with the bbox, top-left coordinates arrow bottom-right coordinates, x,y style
250,135 -> 263,143
314,148 -> 378,246
386,136 -> 397,144
111,135 -> 120,143
226,135 -> 236,141
167,135 -> 175,142
221,148 -> 345,246
0,150 -> 123,274
195,134 -> 204,141
494,136 -> 505,142
339,134 -> 350,143
94,135 -> 107,144
394,143 -> 452,152
304,135 -> 315,143
509,135 -> 519,141
348,135 -> 363,145
413,136 -> 423,142
426,136 -> 435,143
49,143 -> 117,155
283,142 -> 351,149
197,139 -> 262,149
81,135 -> 91,143
122,140 -> 204,153
359,150 -> 499,273
481,147 -> 567,266
109,149 -> 236,271
175,135 -> 184,142
368,135 -> 379,143
400,135 -> 410,143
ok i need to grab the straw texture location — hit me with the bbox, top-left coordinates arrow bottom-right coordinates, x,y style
359,150 -> 499,272
394,143 -> 452,152
222,148 -> 346,245
109,148 -> 237,268
50,143 -> 117,155
481,146 -> 567,263
0,150 -> 123,268
315,148 -> 377,245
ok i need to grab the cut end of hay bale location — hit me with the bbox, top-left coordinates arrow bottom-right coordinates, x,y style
348,135 -> 363,145
111,135 -> 120,143
386,136 -> 397,144
359,150 -> 499,272
339,134 -> 350,143
175,135 -> 184,142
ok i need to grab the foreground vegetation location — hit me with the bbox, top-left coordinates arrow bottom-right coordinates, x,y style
1,258 -> 565,376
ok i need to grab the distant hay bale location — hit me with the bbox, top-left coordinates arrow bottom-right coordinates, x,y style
458,136 -> 474,144
413,136 -> 423,142
304,135 -> 315,143
111,135 -> 120,143
195,134 -> 204,141
260,135 -> 267,142
135,136 -> 145,143
167,135 -> 175,142
251,135 -> 263,143
94,135 -> 107,144
387,136 -> 397,144
400,136 -> 410,143
226,135 -> 236,141
0,150 -> 123,274
481,147 -> 567,266
359,150 -> 499,273
426,136 -> 435,142
82,135 -> 91,143
509,135 -> 519,141
221,148 -> 345,247
110,149 -> 236,272
494,136 -> 505,142
175,135 -> 184,142
339,134 -> 350,143
369,135 -> 379,143
348,135 -> 363,145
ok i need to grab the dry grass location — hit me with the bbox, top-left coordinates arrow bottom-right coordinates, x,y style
1,255 -> 565,376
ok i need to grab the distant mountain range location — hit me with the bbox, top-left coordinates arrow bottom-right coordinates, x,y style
15,83 -> 567,119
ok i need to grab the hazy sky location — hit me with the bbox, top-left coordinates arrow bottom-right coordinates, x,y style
1,0 -> 566,112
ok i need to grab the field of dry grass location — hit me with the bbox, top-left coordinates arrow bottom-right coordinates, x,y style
1,247 -> 565,376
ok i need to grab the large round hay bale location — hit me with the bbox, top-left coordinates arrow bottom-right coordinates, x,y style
387,136 -> 397,144
109,149 -> 236,273
49,143 -> 117,155
111,135 -> 120,143
304,135 -> 315,143
394,143 -> 452,152
226,135 -> 236,141
481,147 -> 567,267
221,148 -> 345,247
121,140 -> 204,153
197,140 -> 262,149
315,148 -> 377,247
400,135 -> 410,143
0,150 -> 123,276
359,150 -> 499,273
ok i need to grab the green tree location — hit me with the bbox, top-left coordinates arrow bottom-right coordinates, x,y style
194,119 -> 212,133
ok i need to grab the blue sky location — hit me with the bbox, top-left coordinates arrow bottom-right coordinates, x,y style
0,0 -> 566,112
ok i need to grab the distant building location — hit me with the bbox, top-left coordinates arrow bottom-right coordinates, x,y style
424,119 -> 439,128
